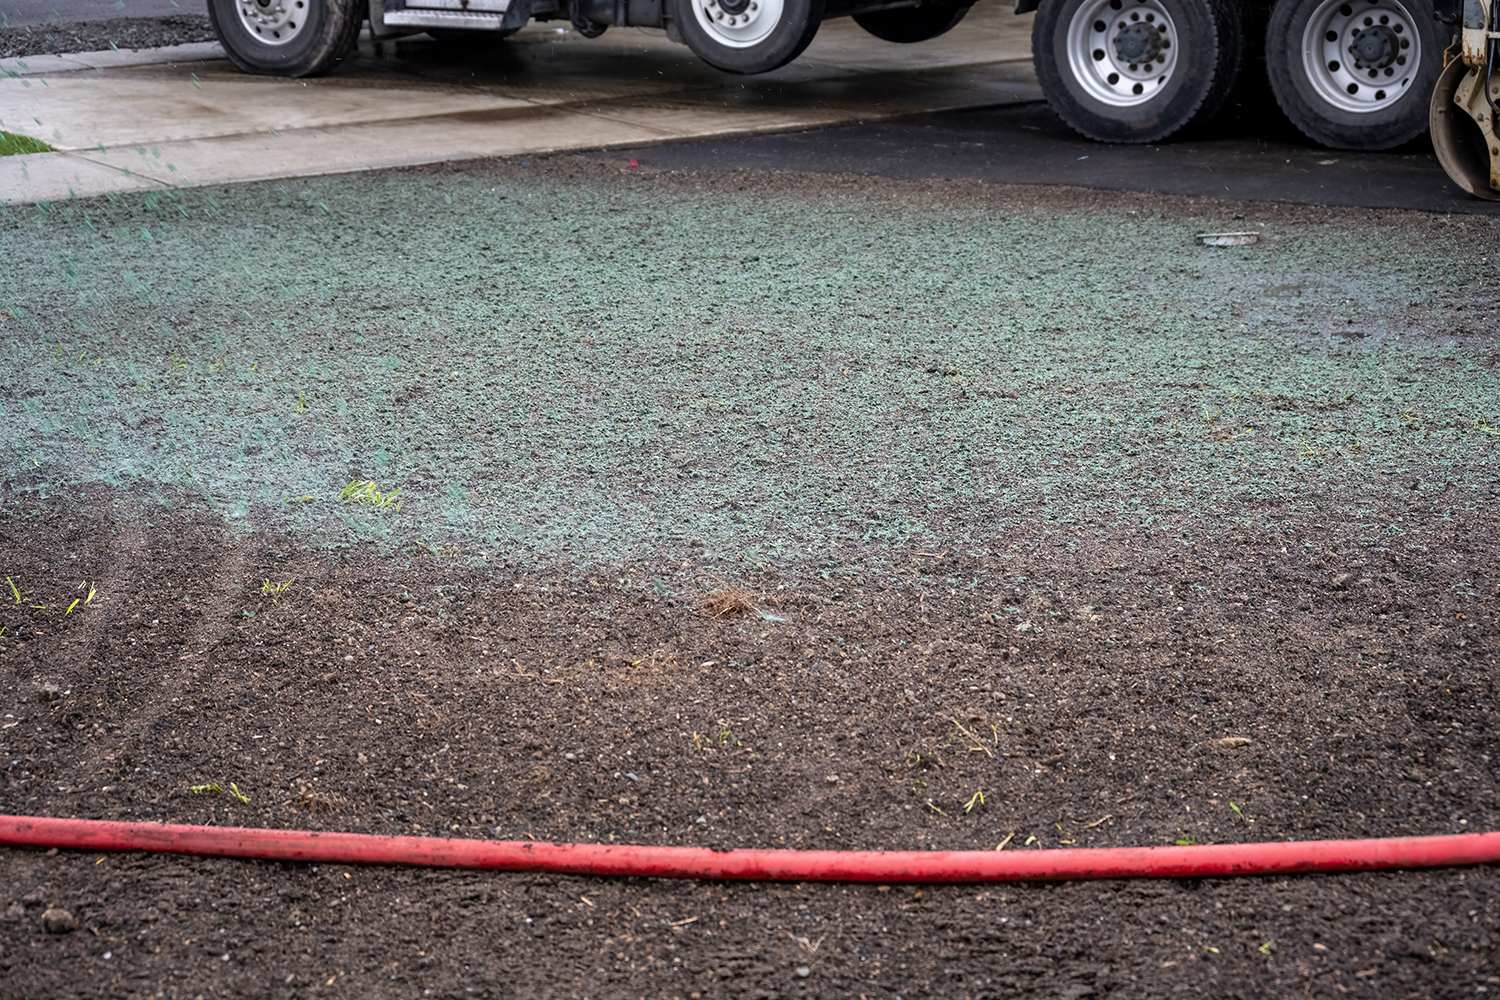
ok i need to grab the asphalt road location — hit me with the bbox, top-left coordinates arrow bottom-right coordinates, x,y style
0,0 -> 201,27
596,99 -> 1500,215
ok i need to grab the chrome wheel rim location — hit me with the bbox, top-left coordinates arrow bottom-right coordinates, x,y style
1066,0 -> 1181,108
236,0 -> 310,45
1302,0 -> 1420,113
691,0 -> 783,49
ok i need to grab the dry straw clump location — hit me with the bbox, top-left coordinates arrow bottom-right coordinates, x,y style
296,789 -> 349,814
698,584 -> 760,619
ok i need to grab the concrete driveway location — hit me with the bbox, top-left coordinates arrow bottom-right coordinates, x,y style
0,3 -> 1038,202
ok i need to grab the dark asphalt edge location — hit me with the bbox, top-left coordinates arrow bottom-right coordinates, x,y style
568,100 -> 1500,216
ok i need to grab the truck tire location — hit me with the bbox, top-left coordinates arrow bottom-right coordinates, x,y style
1265,0 -> 1440,149
854,1 -> 969,42
673,0 -> 824,73
1032,0 -> 1246,143
207,0 -> 363,76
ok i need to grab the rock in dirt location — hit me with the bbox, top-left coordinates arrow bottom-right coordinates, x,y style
1212,736 -> 1253,750
36,682 -> 61,702
41,907 -> 76,934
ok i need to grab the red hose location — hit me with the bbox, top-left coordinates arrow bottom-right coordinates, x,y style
3,815 -> 1498,882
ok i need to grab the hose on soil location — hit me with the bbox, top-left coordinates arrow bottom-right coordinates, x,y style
4,815 -> 1499,882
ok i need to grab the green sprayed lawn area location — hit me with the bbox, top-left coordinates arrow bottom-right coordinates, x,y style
0,131 -> 54,156
1,166 -> 1496,569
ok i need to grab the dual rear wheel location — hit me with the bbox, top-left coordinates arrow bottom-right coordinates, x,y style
1034,0 -> 1441,148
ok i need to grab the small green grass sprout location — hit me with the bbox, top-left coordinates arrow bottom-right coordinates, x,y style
1175,835 -> 1198,846
963,788 -> 985,813
190,782 -> 222,796
691,729 -> 743,752
6,577 -> 19,603
228,782 -> 249,804
261,578 -> 293,599
341,480 -> 403,510
64,599 -> 80,615
80,581 -> 98,604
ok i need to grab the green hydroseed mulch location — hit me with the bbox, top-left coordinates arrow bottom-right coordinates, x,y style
1,166 -> 1496,570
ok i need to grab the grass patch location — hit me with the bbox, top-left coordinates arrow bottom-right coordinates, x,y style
340,479 -> 403,510
261,578 -> 293,599
0,131 -> 55,156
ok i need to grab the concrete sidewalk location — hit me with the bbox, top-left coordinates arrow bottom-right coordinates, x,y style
0,4 -> 1039,202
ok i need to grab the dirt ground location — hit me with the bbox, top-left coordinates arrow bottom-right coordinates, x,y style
2,158 -> 1499,998
1,482 -> 1496,999
0,16 -> 215,60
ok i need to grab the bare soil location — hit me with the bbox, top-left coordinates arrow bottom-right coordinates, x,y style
0,16 -> 215,60
2,485 -> 1497,999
